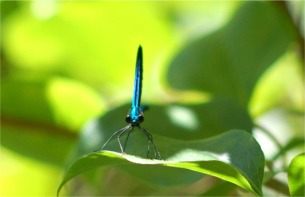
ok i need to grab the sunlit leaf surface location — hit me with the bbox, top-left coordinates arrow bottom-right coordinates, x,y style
58,130 -> 264,196
288,153 -> 305,197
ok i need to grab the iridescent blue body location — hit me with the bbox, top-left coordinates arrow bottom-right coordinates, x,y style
132,46 -> 142,109
101,46 -> 160,159
126,46 -> 144,125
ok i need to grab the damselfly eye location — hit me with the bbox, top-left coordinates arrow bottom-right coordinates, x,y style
125,115 -> 131,123
138,115 -> 144,123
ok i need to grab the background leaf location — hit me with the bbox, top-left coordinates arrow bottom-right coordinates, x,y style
288,153 -> 305,197
167,1 -> 296,107
1,76 -> 104,165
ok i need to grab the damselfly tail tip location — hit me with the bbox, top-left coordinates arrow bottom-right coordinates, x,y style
138,45 -> 142,55
136,45 -> 143,64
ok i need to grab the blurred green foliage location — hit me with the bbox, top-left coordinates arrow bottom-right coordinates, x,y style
1,1 -> 304,196
288,153 -> 305,197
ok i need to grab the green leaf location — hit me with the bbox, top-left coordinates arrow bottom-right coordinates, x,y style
74,100 -> 253,159
167,1 -> 296,107
2,2 -> 174,90
200,181 -> 239,196
58,130 -> 265,196
249,51 -> 303,117
288,153 -> 305,197
143,99 -> 253,140
1,75 -> 104,165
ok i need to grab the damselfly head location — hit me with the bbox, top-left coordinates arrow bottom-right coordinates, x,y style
125,107 -> 144,125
